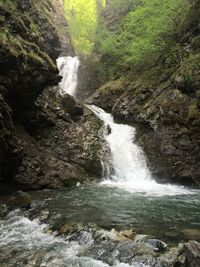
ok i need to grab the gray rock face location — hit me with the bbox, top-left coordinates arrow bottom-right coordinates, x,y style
112,82 -> 200,186
12,87 -> 102,190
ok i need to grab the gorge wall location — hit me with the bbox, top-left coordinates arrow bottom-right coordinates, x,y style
87,0 -> 200,187
0,0 -> 102,193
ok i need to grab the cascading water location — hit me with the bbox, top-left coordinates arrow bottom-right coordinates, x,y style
88,105 -> 193,196
55,57 -> 193,196
57,56 -> 80,97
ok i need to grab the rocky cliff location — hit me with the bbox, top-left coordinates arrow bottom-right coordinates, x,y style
0,0 -> 102,193
90,1 -> 200,187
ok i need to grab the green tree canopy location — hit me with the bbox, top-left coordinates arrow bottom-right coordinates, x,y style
64,0 -> 105,55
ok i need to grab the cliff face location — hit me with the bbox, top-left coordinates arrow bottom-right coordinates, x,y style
0,0 -> 60,191
90,2 -> 200,186
0,0 -> 102,193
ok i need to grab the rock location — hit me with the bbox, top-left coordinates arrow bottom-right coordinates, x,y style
97,228 -> 136,242
39,210 -> 50,223
157,244 -> 184,266
181,229 -> 200,241
6,191 -> 32,208
0,0 -> 103,193
105,124 -> 112,135
181,241 -> 200,267
59,223 -> 73,235
60,94 -> 84,117
0,203 -> 6,217
146,239 -> 167,252
90,79 -> 127,113
134,234 -> 151,243
118,229 -> 136,240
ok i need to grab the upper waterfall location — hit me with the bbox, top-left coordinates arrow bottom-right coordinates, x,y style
89,105 -> 193,196
57,56 -> 80,97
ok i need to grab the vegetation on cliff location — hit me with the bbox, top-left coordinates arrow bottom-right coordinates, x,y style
90,0 -> 200,185
98,0 -> 194,75
64,0 -> 105,54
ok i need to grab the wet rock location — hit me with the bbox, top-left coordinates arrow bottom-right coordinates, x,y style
146,239 -> 167,252
96,228 -> 136,242
6,191 -> 32,208
39,210 -> 50,223
80,240 -> 157,265
157,244 -> 184,267
134,234 -> 152,243
90,79 -> 127,113
105,124 -> 112,135
181,229 -> 200,241
0,203 -> 7,217
181,241 -> 200,267
60,94 -> 84,117
59,223 -> 74,235
111,83 -> 200,186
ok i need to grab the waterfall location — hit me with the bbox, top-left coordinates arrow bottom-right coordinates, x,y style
56,57 -> 192,196
57,56 -> 80,97
88,105 -> 192,195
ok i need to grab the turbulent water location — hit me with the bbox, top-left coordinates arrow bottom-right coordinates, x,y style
57,56 -> 80,97
88,105 -> 194,196
1,187 -> 200,266
0,209 -> 146,267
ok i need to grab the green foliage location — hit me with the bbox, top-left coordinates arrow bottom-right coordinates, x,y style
64,0 -> 105,55
99,0 -> 191,72
107,0 -> 140,14
0,0 -> 16,10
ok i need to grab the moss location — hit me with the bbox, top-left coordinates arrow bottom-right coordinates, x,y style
99,79 -> 126,94
191,35 -> 200,50
188,103 -> 199,121
196,90 -> 200,98
178,53 -> 200,91
0,0 -> 16,11
29,20 -> 40,34
6,192 -> 32,208
26,52 -> 45,65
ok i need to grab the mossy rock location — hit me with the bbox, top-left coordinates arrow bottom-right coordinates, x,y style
6,191 -> 32,208
188,103 -> 199,121
192,35 -> 200,50
176,54 -> 200,93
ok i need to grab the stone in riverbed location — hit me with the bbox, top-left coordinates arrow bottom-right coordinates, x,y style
146,238 -> 167,252
181,229 -> 200,241
6,191 -> 32,208
59,223 -> 74,235
97,228 -> 136,242
39,210 -> 50,223
181,241 -> 200,267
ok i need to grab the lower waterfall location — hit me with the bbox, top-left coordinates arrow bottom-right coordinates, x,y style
88,105 -> 194,196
